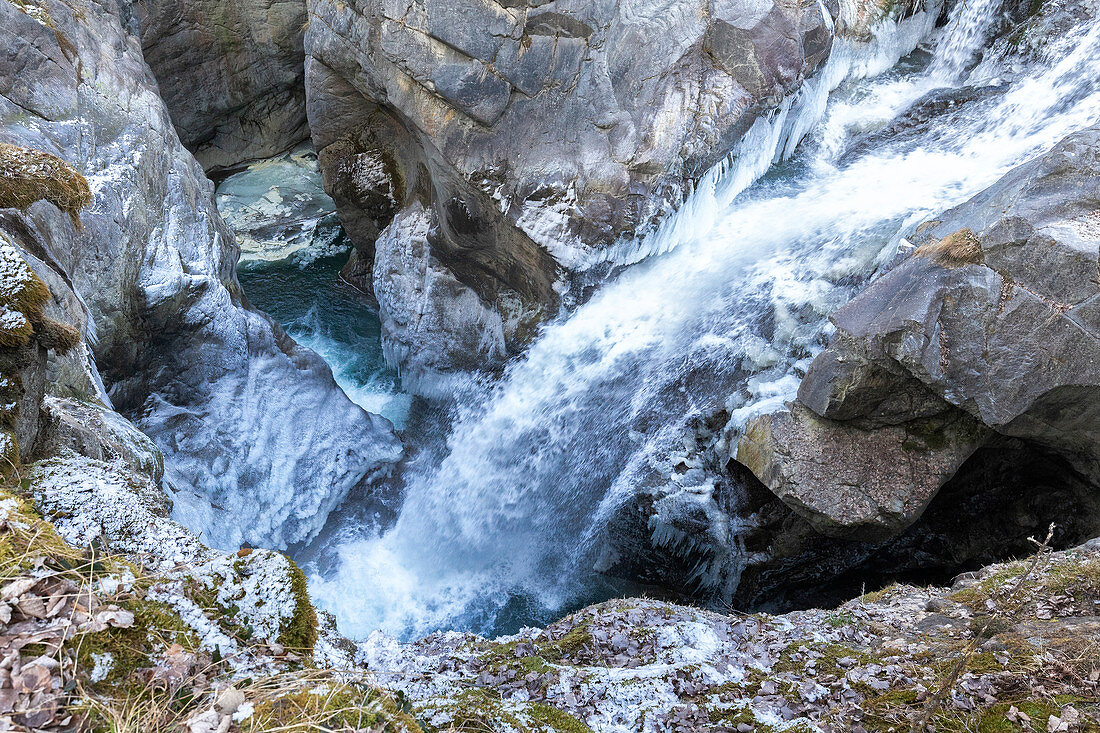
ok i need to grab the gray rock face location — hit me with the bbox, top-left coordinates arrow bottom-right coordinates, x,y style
304,0 -> 841,381
39,396 -> 165,483
0,0 -> 401,550
134,0 -> 310,172
364,541 -> 1100,732
737,403 -> 989,541
373,203 -> 518,392
737,125 -> 1100,540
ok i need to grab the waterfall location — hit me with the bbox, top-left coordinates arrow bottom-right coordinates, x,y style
927,0 -> 1005,82
584,3 -> 943,269
304,2 -> 1100,640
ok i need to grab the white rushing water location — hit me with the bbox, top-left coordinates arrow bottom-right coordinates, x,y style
305,3 -> 1100,640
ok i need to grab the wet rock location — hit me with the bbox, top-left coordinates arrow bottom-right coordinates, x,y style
841,85 -> 1009,163
982,0 -> 1100,65
736,124 -> 1100,542
737,402 -> 989,540
303,0 -> 863,380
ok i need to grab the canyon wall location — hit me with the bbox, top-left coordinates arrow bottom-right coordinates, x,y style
0,0 -> 400,550
304,0 -> 843,386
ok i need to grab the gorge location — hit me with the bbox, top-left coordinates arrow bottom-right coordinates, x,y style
0,0 -> 1098,729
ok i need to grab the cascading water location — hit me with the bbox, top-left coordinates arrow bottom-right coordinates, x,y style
297,0 -> 1100,641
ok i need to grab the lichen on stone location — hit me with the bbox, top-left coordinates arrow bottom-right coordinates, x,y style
26,452 -> 322,668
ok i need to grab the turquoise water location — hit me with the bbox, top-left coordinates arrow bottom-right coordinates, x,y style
236,254 -> 412,428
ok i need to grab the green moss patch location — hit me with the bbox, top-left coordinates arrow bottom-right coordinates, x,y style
279,557 -> 319,653
420,688 -> 589,733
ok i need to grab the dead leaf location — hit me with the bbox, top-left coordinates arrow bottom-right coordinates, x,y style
0,578 -> 37,601
16,595 -> 48,619
12,663 -> 51,694
152,643 -> 196,689
185,709 -> 230,733
95,609 -> 135,628
215,687 -> 246,716
16,691 -> 58,728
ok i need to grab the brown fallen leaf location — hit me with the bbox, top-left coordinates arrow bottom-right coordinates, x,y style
16,690 -> 59,728
16,595 -> 49,620
152,643 -> 197,690
1,578 -> 38,601
0,687 -> 17,714
12,663 -> 51,694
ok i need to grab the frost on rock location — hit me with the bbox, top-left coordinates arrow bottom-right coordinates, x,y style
27,452 -> 320,667
0,231 -> 47,349
359,547 -> 1100,733
0,0 -> 401,559
7,0 -> 54,28
89,652 -> 114,683
0,237 -> 37,303
215,146 -> 345,264
42,396 -> 165,481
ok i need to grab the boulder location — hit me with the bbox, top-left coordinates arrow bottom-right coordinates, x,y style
304,0 -> 850,381
737,402 -> 989,541
38,396 -> 165,483
736,125 -> 1100,540
373,203 -> 519,392
133,0 -> 310,172
0,0 -> 401,550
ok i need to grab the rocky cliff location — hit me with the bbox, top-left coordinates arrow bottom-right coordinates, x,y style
581,0 -> 1100,614
302,0 -> 864,386
0,0 -> 400,551
0,257 -> 1094,730
134,0 -> 311,172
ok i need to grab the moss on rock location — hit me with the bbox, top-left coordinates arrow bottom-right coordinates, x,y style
244,677 -> 424,733
279,556 -> 319,653
0,143 -> 92,228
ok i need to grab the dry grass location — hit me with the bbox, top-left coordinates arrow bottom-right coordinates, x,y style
238,670 -> 423,733
33,315 -> 82,354
0,143 -> 92,228
914,228 -> 984,267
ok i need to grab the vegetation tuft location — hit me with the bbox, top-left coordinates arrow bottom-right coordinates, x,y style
0,143 -> 92,228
